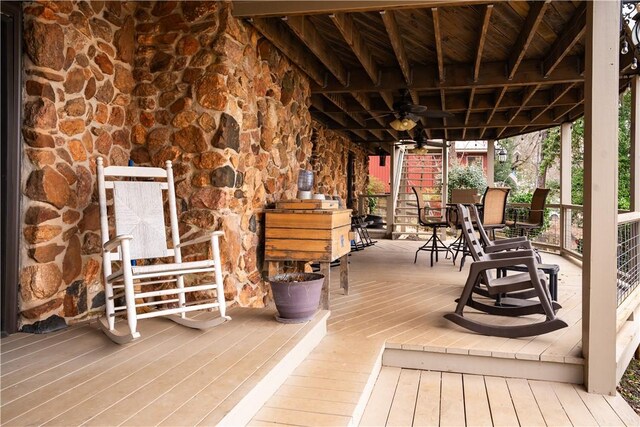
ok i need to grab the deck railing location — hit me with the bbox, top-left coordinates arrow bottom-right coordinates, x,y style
616,212 -> 640,307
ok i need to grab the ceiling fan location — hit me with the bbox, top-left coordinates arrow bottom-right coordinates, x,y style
395,126 -> 449,150
367,90 -> 453,131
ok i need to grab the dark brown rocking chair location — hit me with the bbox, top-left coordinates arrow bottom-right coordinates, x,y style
444,204 -> 567,338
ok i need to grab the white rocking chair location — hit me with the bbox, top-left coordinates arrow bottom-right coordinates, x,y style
97,157 -> 231,344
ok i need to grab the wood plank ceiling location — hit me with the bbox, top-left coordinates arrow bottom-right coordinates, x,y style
234,1 -> 639,146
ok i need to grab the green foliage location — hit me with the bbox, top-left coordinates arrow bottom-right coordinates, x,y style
367,176 -> 386,212
568,90 -> 632,210
447,165 -> 487,200
539,127 -> 561,183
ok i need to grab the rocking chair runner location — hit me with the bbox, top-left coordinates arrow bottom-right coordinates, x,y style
97,158 -> 231,344
444,204 -> 567,338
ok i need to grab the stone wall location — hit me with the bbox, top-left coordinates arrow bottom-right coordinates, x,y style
17,0 -> 367,331
20,0 -> 136,331
311,123 -> 369,207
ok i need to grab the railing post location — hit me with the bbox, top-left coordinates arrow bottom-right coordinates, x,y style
582,0 -> 620,396
560,122 -> 572,253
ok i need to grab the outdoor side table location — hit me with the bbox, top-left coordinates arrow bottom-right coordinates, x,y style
264,207 -> 352,309
497,263 -> 560,301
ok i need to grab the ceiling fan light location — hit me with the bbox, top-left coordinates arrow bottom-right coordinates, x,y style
389,118 -> 417,131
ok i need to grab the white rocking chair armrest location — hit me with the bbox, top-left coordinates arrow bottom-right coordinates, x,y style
484,240 -> 532,253
103,234 -> 134,252
486,249 -> 535,260
177,231 -> 225,248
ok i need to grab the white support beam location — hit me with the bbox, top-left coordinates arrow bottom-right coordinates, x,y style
486,139 -> 495,186
631,75 -> 640,212
582,0 -> 620,396
560,122 -> 572,253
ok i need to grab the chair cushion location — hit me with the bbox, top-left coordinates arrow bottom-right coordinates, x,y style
108,259 -> 215,281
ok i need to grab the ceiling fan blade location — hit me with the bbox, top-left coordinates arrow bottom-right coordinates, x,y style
406,104 -> 428,114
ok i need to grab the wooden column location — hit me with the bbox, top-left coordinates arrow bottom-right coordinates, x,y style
560,122 -> 572,253
388,144 -> 397,239
442,144 -> 449,204
486,139 -> 495,186
582,0 -> 620,396
631,75 -> 640,212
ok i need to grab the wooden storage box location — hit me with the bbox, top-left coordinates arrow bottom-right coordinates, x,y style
265,209 -> 351,262
275,199 -> 339,210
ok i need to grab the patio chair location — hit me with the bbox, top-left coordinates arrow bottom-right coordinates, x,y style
480,187 -> 510,239
97,158 -> 231,344
444,204 -> 567,338
506,188 -> 550,237
412,187 -> 452,267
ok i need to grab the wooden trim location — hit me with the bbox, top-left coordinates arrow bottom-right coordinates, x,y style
543,4 -> 587,77
1,1 -> 22,336
507,1 -> 550,80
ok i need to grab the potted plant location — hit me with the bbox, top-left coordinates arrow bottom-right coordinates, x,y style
268,272 -> 324,323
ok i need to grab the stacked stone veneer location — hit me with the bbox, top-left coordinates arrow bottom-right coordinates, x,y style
18,0 -> 369,332
311,124 -> 369,204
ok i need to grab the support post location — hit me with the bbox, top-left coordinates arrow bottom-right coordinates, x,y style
582,0 -> 620,396
442,144 -> 449,203
486,139 -> 495,186
631,75 -> 640,212
560,122 -> 572,253
388,144 -> 396,239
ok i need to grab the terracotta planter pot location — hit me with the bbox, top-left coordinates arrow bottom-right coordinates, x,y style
269,273 -> 324,323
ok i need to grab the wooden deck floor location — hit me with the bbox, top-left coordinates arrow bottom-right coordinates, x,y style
361,367 -> 639,426
250,240 -> 639,426
0,308 -> 327,426
2,239 -> 638,426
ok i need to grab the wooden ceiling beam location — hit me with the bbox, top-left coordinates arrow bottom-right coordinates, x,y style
233,1 -> 493,18
330,13 -> 380,85
507,83 -> 540,123
507,0 -> 550,80
351,92 -> 397,140
319,88 -> 582,115
474,4 -> 494,82
284,16 -> 349,86
328,111 -> 560,131
311,56 -> 584,92
543,3 -> 586,77
250,18 -> 326,86
311,96 -> 369,140
323,93 -> 383,140
529,82 -> 576,122
381,10 -> 411,85
432,8 -> 445,83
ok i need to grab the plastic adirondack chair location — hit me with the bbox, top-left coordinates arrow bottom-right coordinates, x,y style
444,204 -> 567,338
97,158 -> 230,344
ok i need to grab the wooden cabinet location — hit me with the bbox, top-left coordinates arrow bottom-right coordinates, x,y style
264,208 -> 352,309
